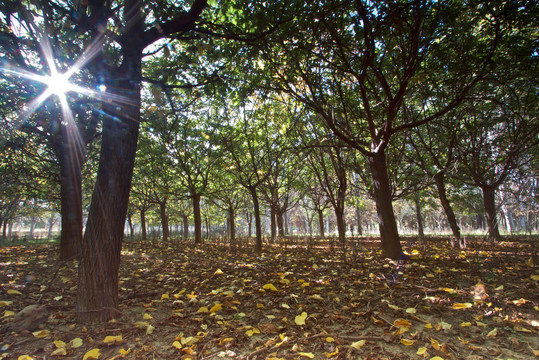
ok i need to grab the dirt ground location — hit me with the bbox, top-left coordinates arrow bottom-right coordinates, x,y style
0,237 -> 537,359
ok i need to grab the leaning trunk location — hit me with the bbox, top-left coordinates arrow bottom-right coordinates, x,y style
434,172 -> 461,242
481,185 -> 501,241
193,193 -> 202,244
368,151 -> 402,260
77,47 -> 142,323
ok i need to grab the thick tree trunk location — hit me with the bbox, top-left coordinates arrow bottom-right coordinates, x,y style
368,151 -> 402,260
159,200 -> 169,242
248,187 -> 262,252
193,193 -> 202,244
434,172 -> 461,243
481,185 -> 501,241
317,209 -> 325,238
77,48 -> 141,323
276,208 -> 285,238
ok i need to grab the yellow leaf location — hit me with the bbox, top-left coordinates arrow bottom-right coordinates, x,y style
263,283 -> 278,291
438,321 -> 451,330
294,312 -> 307,326
0,301 -> 13,306
512,298 -> 526,306
417,347 -> 428,355
350,339 -> 366,349
452,303 -> 472,309
387,303 -> 400,310
7,289 -> 22,295
51,347 -> 67,356
394,319 -> 412,327
400,338 -> 416,346
325,337 -> 335,343
460,322 -> 472,327
18,356 -> 34,360
143,313 -> 152,319
440,287 -> 457,294
210,303 -> 222,313
406,308 -> 417,314
430,338 -> 441,350
181,336 -> 198,346
298,352 -> 315,358
82,348 -> 101,360
119,348 -> 131,357
219,337 -> 234,346
458,336 -> 469,345
32,330 -> 50,338
161,293 -> 169,300
530,274 -> 539,281
214,268 -> 224,275
430,357 -> 445,360
54,340 -> 66,349
475,321 -> 487,327
70,337 -> 83,348
134,321 -> 150,329
514,325 -> 532,333
300,282 -> 310,287
172,341 -> 182,350
246,328 -> 260,336
197,306 -> 209,313
3,310 -> 15,317
146,324 -> 155,335
324,348 -> 339,358
103,335 -> 122,344
487,328 -> 497,337
424,322 -> 433,329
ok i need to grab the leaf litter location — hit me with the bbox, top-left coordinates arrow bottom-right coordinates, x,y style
0,237 -> 537,359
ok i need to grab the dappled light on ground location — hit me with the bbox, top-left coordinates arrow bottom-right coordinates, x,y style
0,237 -> 537,359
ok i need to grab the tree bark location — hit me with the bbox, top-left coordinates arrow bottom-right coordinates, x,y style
182,215 -> 189,239
228,206 -> 236,251
193,193 -> 202,244
276,207 -> 285,238
140,209 -> 147,240
356,206 -> 363,236
159,200 -> 169,242
481,185 -> 501,241
368,151 -> 402,260
77,43 -> 142,323
434,172 -> 461,243
249,187 -> 263,252
414,194 -> 425,242
317,209 -> 325,238
270,204 -> 276,243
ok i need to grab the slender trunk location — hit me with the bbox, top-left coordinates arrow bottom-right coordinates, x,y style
249,187 -> 262,252
181,215 -> 188,239
160,200 -> 169,241
356,206 -> 363,236
140,209 -> 147,240
414,195 -> 424,242
193,193 -> 202,244
77,45 -> 141,323
47,215 -> 54,238
481,185 -> 501,241
368,151 -> 402,260
276,208 -> 285,238
335,205 -> 346,253
2,219 -> 7,238
270,204 -> 276,243
317,209 -> 325,238
434,172 -> 461,242
228,207 -> 236,251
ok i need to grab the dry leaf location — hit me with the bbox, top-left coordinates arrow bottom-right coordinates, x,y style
294,312 -> 307,326
32,330 -> 50,338
82,348 -> 101,360
487,328 -> 497,337
351,339 -> 366,349
452,303 -> 472,309
400,338 -> 416,345
70,337 -> 83,348
263,283 -> 278,291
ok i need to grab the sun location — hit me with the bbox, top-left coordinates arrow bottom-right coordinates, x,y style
45,70 -> 75,97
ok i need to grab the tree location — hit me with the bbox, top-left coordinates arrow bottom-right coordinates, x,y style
258,0 -> 500,259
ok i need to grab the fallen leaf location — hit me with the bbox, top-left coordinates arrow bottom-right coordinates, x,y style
324,348 -> 339,358
460,322 -> 472,327
82,348 -> 101,360
70,337 -> 83,348
172,341 -> 182,350
417,346 -> 428,355
53,340 -> 66,349
351,339 -> 366,349
263,283 -> 278,291
7,289 -> 22,295
298,352 -> 315,358
513,325 -> 531,333
430,337 -> 441,350
214,268 -> 224,275
295,312 -> 307,326
210,303 -> 222,313
143,313 -> 152,319
118,348 -> 131,357
32,330 -> 50,338
146,324 -> 155,335
51,347 -> 67,356
161,293 -> 169,300
0,301 -> 13,306
486,328 -> 497,337
17,356 -> 34,360
452,303 -> 472,309
103,335 -> 123,344
325,337 -> 335,343
406,308 -> 417,314
400,338 -> 416,345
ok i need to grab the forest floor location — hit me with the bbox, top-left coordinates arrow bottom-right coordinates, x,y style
0,236 -> 538,360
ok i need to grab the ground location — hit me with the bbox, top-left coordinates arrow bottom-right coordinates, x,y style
0,236 -> 537,359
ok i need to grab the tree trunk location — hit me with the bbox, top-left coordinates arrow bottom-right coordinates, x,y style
182,215 -> 189,239
481,185 -> 501,241
276,208 -> 285,238
317,209 -> 325,238
193,193 -> 202,244
228,206 -> 236,251
434,172 -> 461,243
414,194 -> 424,242
368,151 -> 402,260
140,209 -> 147,240
335,205 -> 346,256
356,206 -> 363,236
270,204 -> 276,243
159,200 -> 169,241
47,215 -> 54,238
77,45 -> 142,323
248,187 -> 262,252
